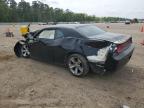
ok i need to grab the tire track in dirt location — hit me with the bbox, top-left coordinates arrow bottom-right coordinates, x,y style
0,51 -> 15,62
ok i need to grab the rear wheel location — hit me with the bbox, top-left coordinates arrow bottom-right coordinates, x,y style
21,44 -> 30,58
67,54 -> 89,77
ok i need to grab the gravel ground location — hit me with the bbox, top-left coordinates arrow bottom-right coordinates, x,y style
0,23 -> 144,108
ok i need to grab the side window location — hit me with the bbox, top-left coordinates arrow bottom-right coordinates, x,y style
39,30 -> 55,39
55,30 -> 64,39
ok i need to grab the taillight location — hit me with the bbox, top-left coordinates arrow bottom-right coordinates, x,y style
116,44 -> 125,53
116,38 -> 132,53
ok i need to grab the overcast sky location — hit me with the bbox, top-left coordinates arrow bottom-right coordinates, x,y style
16,0 -> 144,19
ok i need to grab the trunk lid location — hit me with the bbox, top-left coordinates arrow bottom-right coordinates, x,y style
88,32 -> 131,44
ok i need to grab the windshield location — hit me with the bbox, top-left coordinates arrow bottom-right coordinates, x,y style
77,25 -> 105,37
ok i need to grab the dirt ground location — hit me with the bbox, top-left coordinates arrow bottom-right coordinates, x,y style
0,23 -> 144,108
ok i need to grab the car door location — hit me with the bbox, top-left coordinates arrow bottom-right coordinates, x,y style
53,29 -> 66,64
29,29 -> 55,62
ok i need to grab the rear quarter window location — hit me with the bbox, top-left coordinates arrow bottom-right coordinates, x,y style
63,28 -> 82,38
77,25 -> 105,37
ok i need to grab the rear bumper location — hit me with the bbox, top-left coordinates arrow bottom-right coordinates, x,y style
89,44 -> 134,73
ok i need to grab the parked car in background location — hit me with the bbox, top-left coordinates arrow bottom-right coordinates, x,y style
14,24 -> 134,77
125,20 -> 131,24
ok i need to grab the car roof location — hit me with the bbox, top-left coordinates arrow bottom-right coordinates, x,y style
44,24 -> 92,29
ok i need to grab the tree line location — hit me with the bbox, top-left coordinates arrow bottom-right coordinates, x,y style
0,0 -> 128,22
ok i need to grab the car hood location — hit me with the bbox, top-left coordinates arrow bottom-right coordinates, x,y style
88,32 -> 131,44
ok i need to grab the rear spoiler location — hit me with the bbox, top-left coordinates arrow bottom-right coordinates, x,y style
113,36 -> 132,44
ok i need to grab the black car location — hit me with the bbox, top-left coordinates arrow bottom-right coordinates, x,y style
14,24 -> 134,76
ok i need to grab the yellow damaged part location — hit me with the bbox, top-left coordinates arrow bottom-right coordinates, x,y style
20,26 -> 29,36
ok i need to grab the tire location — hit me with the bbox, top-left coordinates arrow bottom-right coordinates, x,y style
67,54 -> 89,77
20,44 -> 30,58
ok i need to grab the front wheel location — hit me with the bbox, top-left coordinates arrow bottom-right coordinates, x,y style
67,54 -> 89,77
21,44 -> 30,58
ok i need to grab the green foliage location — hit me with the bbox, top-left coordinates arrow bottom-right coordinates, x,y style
0,0 -> 127,22
0,0 -> 9,21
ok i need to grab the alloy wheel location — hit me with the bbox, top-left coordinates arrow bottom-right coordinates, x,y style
21,45 -> 30,57
68,57 -> 84,76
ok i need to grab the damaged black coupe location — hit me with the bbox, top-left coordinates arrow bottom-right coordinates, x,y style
14,24 -> 134,76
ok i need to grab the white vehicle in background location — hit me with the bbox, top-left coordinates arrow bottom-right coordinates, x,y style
125,20 -> 131,25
